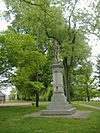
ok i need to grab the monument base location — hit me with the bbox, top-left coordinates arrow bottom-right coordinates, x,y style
41,108 -> 76,115
41,63 -> 76,116
41,92 -> 76,116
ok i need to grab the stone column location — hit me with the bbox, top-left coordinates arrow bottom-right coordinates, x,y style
41,63 -> 76,115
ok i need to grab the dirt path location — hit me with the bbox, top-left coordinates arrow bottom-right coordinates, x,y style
0,102 -> 32,107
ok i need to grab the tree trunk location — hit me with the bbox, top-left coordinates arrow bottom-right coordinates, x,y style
63,57 -> 71,103
35,65 -> 39,107
17,94 -> 20,100
36,90 -> 39,107
86,85 -> 90,102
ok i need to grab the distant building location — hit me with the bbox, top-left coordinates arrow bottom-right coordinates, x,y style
0,91 -> 5,103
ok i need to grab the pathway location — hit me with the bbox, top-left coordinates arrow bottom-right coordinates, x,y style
75,103 -> 100,110
0,102 -> 32,107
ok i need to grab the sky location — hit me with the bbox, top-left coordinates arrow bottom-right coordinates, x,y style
0,0 -> 100,94
0,0 -> 7,31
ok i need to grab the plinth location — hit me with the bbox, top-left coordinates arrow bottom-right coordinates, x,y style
41,63 -> 76,115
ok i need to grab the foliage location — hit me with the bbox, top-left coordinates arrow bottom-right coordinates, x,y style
70,59 -> 96,101
0,30 -> 46,102
9,86 -> 17,100
95,54 -> 100,87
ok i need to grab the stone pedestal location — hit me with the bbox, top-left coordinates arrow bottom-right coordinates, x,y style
41,63 -> 76,115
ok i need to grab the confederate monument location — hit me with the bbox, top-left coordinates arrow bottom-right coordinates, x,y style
41,42 -> 75,115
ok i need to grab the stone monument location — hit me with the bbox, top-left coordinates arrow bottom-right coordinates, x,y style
41,43 -> 76,115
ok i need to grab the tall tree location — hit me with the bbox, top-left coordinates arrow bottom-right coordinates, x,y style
95,54 -> 100,87
2,0 -> 95,102
0,30 -> 46,106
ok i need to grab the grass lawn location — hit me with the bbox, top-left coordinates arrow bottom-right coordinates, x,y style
76,101 -> 100,107
0,102 -> 100,133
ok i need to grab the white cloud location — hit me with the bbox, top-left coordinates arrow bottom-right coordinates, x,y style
0,0 -> 6,12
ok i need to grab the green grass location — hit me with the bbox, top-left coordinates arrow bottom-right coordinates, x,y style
0,102 -> 100,133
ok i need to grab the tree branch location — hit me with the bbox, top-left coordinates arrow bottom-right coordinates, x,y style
87,29 -> 100,38
21,0 -> 42,6
21,0 -> 51,16
45,26 -> 61,44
